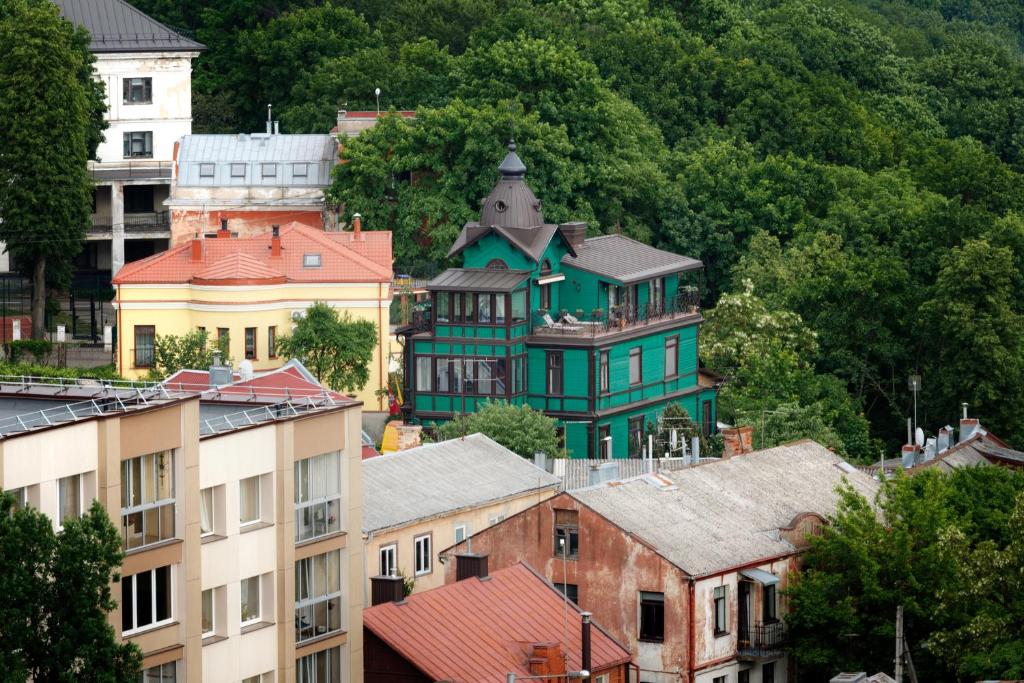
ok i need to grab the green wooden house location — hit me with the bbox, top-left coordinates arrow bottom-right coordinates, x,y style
398,143 -> 719,458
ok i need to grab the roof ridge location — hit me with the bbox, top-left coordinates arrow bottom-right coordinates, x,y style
112,242 -> 190,283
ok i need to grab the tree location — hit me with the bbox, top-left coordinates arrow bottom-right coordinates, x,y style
0,0 -> 106,339
148,329 -> 230,381
277,302 -> 377,392
435,400 -> 563,458
0,494 -> 142,681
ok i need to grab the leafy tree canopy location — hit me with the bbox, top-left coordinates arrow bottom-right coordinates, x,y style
277,302 -> 378,392
147,330 -> 231,381
435,400 -> 563,458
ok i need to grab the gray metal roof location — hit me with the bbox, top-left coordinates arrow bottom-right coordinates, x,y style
572,440 -> 879,576
53,0 -> 205,53
562,235 -> 703,284
175,134 -> 337,188
362,434 -> 561,533
479,142 -> 544,229
553,457 -> 713,491
427,268 -> 530,292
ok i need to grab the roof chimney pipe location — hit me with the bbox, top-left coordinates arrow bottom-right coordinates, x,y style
190,233 -> 203,262
271,224 -> 281,257
266,104 -> 272,134
352,212 -> 362,240
455,552 -> 488,581
370,575 -> 405,606
581,612 -> 592,682
274,120 -> 280,135
218,218 -> 230,239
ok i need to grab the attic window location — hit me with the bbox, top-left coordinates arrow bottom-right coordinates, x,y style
486,259 -> 508,270
261,163 -> 277,178
540,259 -> 552,276
199,163 -> 215,178
230,163 -> 246,178
293,163 -> 308,178
303,253 -> 321,268
494,200 -> 507,213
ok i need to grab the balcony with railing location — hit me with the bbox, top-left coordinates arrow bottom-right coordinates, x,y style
89,211 -> 170,236
529,288 -> 701,339
737,621 -> 786,660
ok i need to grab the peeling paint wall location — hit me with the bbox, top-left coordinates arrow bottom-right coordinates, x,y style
169,209 -> 325,245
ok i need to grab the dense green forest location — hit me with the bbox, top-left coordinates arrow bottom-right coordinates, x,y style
134,0 -> 1024,458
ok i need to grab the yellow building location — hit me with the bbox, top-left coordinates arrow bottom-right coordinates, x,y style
113,221 -> 393,409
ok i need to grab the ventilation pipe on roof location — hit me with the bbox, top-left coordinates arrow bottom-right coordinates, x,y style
352,212 -> 362,240
273,121 -> 280,135
581,612 -> 592,682
960,418 -> 980,443
209,351 -> 232,387
266,104 -> 272,134
271,225 -> 282,257
937,425 -> 953,453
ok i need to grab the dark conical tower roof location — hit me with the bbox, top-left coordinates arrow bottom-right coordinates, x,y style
479,141 -> 544,229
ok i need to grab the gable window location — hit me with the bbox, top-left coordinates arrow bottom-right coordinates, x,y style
486,258 -> 508,270
244,327 -> 257,360
415,357 -> 432,392
540,259 -> 553,275
629,347 -> 642,386
379,544 -> 396,577
763,583 -> 777,622
546,351 -> 563,395
121,451 -> 174,550
134,325 -> 155,368
599,351 -> 609,394
294,451 -> 342,542
295,551 -> 342,643
553,509 -> 579,558
268,326 -> 277,358
665,336 -> 679,378
598,424 -> 612,458
628,416 -> 644,458
303,253 -> 321,268
261,163 -> 277,178
414,533 -> 432,575
230,163 -> 246,178
122,566 -> 172,634
123,77 -> 152,104
714,585 -> 729,635
123,131 -> 153,159
58,473 -> 82,526
639,591 -> 665,642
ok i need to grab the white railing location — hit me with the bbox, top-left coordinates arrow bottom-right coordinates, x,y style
0,385 -> 172,436
0,374 -> 165,391
200,395 -> 343,436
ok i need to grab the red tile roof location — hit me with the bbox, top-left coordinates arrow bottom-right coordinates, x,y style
363,563 -> 631,681
113,222 -> 392,285
163,360 -> 353,403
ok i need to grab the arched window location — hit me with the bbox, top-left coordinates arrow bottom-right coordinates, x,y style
540,259 -> 552,276
486,258 -> 509,270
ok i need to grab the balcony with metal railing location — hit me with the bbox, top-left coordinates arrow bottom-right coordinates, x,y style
89,211 -> 170,236
737,621 -> 786,661
529,288 -> 701,339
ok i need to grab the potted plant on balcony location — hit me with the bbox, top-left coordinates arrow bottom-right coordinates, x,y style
591,307 -> 605,321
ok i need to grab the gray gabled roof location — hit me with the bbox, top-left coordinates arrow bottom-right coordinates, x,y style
562,234 -> 702,284
53,0 -> 205,53
427,268 -> 530,292
175,134 -> 337,188
571,440 -> 879,576
362,434 -> 561,533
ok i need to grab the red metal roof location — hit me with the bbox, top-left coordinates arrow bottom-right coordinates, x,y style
363,563 -> 631,681
163,361 -> 353,403
113,222 -> 392,285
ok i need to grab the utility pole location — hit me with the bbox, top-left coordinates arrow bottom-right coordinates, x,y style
895,606 -> 904,683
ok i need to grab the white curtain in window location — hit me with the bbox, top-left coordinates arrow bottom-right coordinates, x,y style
200,488 -> 213,534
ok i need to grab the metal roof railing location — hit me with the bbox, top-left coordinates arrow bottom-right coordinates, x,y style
0,374 -> 166,392
200,394 -> 344,436
0,384 -> 174,436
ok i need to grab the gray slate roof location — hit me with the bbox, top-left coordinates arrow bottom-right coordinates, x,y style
362,434 -> 561,533
562,235 -> 702,284
428,268 -> 531,292
54,0 -> 205,53
175,134 -> 337,188
572,440 -> 879,576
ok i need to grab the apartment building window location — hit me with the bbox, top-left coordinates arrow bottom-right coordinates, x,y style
240,575 -> 262,626
202,588 -> 215,637
414,533 -> 432,575
556,582 -> 578,604
295,550 -> 342,643
122,566 -> 172,634
763,584 -> 778,622
268,326 -> 277,358
58,473 -> 82,526
242,674 -> 273,683
739,672 -> 749,683
124,185 -> 154,213
297,645 -> 342,683
553,509 -> 579,558
4,487 -> 27,513
628,416 -> 644,458
598,424 -> 612,459
599,351 -> 609,394
415,357 -> 432,392
140,662 -> 176,683
134,325 -> 155,368
454,524 -> 468,543
546,351 -> 563,395
123,131 -> 153,159
217,328 -> 229,347
245,327 -> 257,360
121,451 -> 174,550
240,476 -> 262,527
639,591 -> 665,642
379,544 -> 396,577
295,451 -> 342,542
714,585 -> 729,635
123,77 -> 152,104
763,662 -> 775,683
629,346 -> 642,386
200,485 -> 223,537
665,336 -> 679,378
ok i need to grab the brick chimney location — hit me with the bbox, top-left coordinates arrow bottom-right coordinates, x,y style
528,642 -> 567,678
271,225 -> 281,257
454,553 -> 488,581
721,426 -> 754,458
218,218 -> 230,238
352,212 -> 362,240
559,222 -> 587,250
370,575 -> 405,606
190,233 -> 203,262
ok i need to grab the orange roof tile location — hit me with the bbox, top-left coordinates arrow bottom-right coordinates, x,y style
113,223 -> 392,285
363,563 -> 631,681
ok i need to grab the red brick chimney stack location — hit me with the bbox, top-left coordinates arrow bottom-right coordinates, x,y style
271,225 -> 281,257
353,213 -> 362,240
190,233 -> 203,262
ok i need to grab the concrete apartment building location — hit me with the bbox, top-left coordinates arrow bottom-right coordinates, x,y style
0,371 -> 364,683
445,441 -> 879,683
361,434 -> 560,596
52,0 -> 204,277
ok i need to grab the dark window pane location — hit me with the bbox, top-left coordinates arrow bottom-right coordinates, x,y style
136,569 -> 153,627
155,566 -> 171,622
122,576 -> 134,631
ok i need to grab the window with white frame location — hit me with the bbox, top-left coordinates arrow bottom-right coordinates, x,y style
122,566 -> 172,634
240,575 -> 262,625
294,452 -> 342,542
202,588 -> 215,637
295,550 -> 343,643
714,585 -> 729,635
296,645 -> 342,683
239,476 -> 262,527
58,474 -> 82,526
379,544 -> 396,577
454,524 -> 468,544
488,513 -> 505,526
121,451 -> 174,550
140,661 -> 176,682
200,486 -> 216,536
414,534 -> 432,575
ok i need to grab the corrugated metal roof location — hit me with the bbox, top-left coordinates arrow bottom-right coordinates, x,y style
427,268 -> 531,292
562,234 -> 703,284
363,562 -> 632,681
175,134 -> 337,188
53,0 -> 205,53
553,457 -> 706,491
362,434 -> 560,533
572,440 -> 879,576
